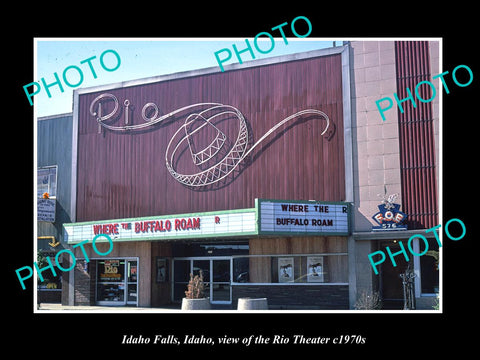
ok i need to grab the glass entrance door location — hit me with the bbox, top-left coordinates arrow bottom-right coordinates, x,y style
173,257 -> 232,304
96,259 -> 138,306
211,259 -> 231,304
193,260 -> 210,300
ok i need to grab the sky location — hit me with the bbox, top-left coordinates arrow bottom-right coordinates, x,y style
34,38 -> 343,117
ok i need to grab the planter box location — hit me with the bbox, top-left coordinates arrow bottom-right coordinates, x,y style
237,297 -> 269,310
181,298 -> 211,310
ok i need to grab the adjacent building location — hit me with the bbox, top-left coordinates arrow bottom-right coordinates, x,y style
37,112 -> 73,304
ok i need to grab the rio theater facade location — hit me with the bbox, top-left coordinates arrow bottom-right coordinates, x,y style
63,41 -> 439,309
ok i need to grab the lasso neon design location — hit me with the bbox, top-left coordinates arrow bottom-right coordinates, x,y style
90,94 -> 330,187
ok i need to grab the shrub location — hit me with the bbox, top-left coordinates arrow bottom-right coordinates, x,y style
185,271 -> 205,299
355,290 -> 382,310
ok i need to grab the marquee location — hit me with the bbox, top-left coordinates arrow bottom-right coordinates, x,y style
64,208 -> 257,244
257,199 -> 350,236
64,198 -> 352,244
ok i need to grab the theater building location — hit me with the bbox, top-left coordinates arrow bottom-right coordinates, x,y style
60,40 -> 440,309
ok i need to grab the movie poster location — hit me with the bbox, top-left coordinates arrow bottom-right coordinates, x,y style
278,257 -> 294,283
307,256 -> 324,282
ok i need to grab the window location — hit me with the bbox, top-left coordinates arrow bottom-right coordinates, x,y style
232,254 -> 348,284
127,261 -> 138,303
37,166 -> 57,198
97,259 -> 125,302
37,251 -> 62,290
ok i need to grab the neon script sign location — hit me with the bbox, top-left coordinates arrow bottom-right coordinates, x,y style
89,94 -> 331,188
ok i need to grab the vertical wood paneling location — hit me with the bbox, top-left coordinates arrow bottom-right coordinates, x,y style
76,55 -> 345,221
248,237 -> 348,283
395,41 -> 438,229
151,243 -> 173,306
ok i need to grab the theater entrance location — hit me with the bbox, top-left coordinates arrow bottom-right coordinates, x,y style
173,257 -> 232,305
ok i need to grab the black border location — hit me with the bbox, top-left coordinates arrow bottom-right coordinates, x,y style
8,7 -> 476,355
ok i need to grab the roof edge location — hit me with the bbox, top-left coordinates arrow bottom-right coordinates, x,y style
74,45 -> 348,95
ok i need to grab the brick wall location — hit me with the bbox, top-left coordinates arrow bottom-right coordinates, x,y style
74,260 -> 95,305
232,285 -> 349,310
38,290 -> 61,303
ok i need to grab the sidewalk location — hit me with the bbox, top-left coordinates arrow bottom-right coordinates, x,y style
37,303 -> 182,312
37,303 -> 238,311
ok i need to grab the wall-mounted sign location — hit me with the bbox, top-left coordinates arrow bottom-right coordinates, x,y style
38,198 -> 56,222
99,259 -> 122,281
371,194 -> 407,231
90,95 -> 331,188
258,199 -> 350,236
64,208 -> 257,244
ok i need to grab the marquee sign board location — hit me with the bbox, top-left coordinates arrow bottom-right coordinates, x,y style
64,208 -> 257,244
64,198 -> 352,244
257,199 -> 351,236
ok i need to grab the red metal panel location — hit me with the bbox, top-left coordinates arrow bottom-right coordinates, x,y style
76,55 -> 345,222
395,41 -> 438,229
